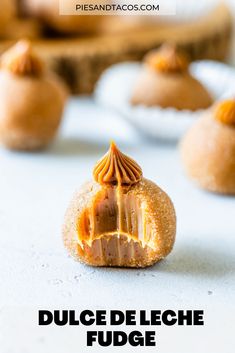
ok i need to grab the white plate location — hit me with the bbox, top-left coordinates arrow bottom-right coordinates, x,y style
95,61 -> 235,142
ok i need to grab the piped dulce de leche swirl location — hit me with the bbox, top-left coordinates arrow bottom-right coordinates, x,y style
1,40 -> 44,77
93,142 -> 143,186
146,44 -> 189,73
214,99 -> 235,126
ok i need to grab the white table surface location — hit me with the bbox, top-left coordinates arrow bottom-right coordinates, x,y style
0,98 -> 234,353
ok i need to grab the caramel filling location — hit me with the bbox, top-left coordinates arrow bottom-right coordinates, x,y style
214,100 -> 235,126
77,188 -> 155,262
145,44 -> 189,74
93,142 -> 142,186
1,40 -> 44,77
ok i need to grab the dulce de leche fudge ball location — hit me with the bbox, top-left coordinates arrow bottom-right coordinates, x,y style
0,40 -> 68,151
131,44 -> 213,111
23,0 -> 105,34
180,100 -> 235,195
63,142 -> 176,268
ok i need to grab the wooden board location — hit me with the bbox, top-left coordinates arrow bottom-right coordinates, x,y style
0,3 -> 232,94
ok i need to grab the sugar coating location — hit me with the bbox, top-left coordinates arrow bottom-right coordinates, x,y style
181,112 -> 235,195
63,178 -> 176,268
